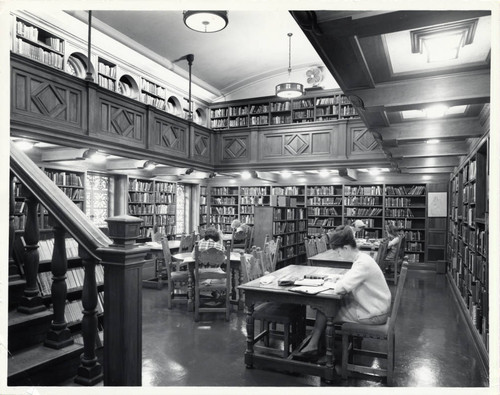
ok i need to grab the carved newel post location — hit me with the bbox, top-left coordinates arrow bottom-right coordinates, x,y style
97,215 -> 148,386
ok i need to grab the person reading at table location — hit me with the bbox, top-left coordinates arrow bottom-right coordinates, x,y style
298,225 -> 391,358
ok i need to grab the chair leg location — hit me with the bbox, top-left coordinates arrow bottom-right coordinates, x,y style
262,321 -> 269,347
167,279 -> 173,309
341,333 -> 349,379
194,284 -> 200,322
387,333 -> 395,386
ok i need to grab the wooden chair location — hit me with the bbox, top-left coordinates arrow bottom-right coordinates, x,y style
161,238 -> 189,309
240,245 -> 305,358
193,241 -> 231,322
261,235 -> 281,273
382,236 -> 405,285
230,226 -> 253,253
340,257 -> 409,386
304,236 -> 318,265
315,234 -> 328,254
179,232 -> 195,253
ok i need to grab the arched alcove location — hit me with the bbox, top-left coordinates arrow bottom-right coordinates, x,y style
118,74 -> 140,100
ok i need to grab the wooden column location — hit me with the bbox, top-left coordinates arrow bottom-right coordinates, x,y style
98,215 -> 148,386
18,192 -> 45,314
75,249 -> 103,385
45,221 -> 73,349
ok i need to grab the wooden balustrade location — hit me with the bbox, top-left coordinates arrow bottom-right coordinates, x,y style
17,191 -> 45,314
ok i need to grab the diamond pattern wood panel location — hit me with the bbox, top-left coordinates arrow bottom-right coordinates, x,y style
155,120 -> 186,152
352,128 -> 378,151
223,137 -> 248,159
194,133 -> 209,158
100,102 -> 143,141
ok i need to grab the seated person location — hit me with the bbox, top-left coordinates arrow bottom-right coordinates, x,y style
151,225 -> 164,243
298,225 -> 391,358
350,219 -> 367,237
383,223 -> 401,272
230,219 -> 250,234
192,226 -> 225,257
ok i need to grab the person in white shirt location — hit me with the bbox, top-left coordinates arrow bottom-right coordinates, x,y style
298,225 -> 391,358
351,219 -> 367,236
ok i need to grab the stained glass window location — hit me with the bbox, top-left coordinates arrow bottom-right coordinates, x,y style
176,183 -> 185,234
85,173 -> 110,226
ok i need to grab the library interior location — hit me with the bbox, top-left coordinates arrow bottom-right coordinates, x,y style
5,6 -> 498,391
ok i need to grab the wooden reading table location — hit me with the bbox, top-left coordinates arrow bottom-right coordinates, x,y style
239,264 -> 348,383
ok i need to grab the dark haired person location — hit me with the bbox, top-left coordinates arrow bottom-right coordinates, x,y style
298,225 -> 391,357
192,226 -> 225,257
383,223 -> 401,272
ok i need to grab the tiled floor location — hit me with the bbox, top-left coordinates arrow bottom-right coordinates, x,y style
141,269 -> 489,387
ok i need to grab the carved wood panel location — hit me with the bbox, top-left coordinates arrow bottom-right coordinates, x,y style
99,101 -> 144,142
193,133 -> 210,159
154,119 -> 187,155
12,70 -> 82,126
262,132 -> 331,158
222,136 -> 248,160
352,128 -> 379,152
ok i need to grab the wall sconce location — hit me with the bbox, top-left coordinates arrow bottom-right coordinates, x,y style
142,161 -> 157,170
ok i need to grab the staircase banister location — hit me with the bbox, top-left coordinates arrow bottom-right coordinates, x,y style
10,141 -> 112,258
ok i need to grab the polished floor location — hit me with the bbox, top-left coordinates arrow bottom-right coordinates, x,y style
141,269 -> 489,387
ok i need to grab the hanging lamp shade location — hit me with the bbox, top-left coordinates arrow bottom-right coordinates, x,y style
275,33 -> 303,98
183,11 -> 228,33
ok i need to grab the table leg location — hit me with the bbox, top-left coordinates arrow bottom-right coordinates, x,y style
187,266 -> 194,312
237,267 -> 244,310
325,315 -> 335,372
244,303 -> 255,369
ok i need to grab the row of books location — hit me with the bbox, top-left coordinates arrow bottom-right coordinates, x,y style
464,160 -> 477,182
249,104 -> 269,114
355,229 -> 380,239
240,196 -> 265,205
309,218 -> 336,227
63,293 -> 104,325
209,214 -> 236,224
141,93 -> 165,109
344,185 -> 383,196
35,237 -> 80,262
385,208 -> 418,218
272,101 -> 292,111
344,196 -> 382,206
308,197 -> 342,206
405,241 -> 424,252
316,106 -> 339,116
272,186 -> 303,196
250,115 -> 269,125
273,208 -> 306,220
156,194 -> 175,204
292,99 -> 313,109
98,75 -> 116,91
307,186 -> 342,196
211,187 -> 238,196
385,197 -> 417,207
38,265 -> 104,296
405,230 -> 424,241
14,38 -> 64,68
240,205 -> 255,214
211,108 -> 228,118
155,214 -> 176,225
141,79 -> 166,96
128,205 -> 154,214
98,62 -> 116,78
156,205 -> 176,215
240,215 -> 254,225
345,207 -> 383,216
128,179 -> 153,191
271,115 -> 292,124
463,184 -> 476,204
229,106 -> 248,116
229,118 -> 248,127
212,197 -> 237,205
316,96 -> 341,106
134,215 -> 153,226
211,119 -> 228,128
307,207 -> 340,216
385,185 -> 426,196
128,192 -> 154,203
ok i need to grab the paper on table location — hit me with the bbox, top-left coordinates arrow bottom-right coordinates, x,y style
289,285 -> 330,295
260,275 -> 275,285
293,278 -> 324,287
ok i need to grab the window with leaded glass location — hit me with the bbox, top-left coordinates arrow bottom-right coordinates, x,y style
85,173 -> 110,227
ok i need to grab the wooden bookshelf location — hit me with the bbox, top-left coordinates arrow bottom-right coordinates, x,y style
140,77 -> 166,110
97,57 -> 117,91
209,186 -> 239,234
43,168 -> 85,212
208,91 -> 358,130
199,185 -> 208,229
13,17 -> 64,70
306,185 -> 343,236
344,184 -> 384,239
447,136 -> 489,361
239,186 -> 271,225
128,177 -> 155,239
385,184 -> 427,262
254,205 -> 307,268
154,180 -> 176,235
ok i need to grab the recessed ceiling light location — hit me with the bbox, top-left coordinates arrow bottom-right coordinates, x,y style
424,105 -> 448,118
318,169 -> 329,178
281,170 -> 291,179
422,175 -> 432,180
375,176 -> 385,181
427,139 -> 441,144
368,169 -> 381,175
297,177 -> 307,183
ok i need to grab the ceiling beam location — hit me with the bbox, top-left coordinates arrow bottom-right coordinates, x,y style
389,141 -> 469,158
375,118 -> 485,142
41,148 -> 89,162
349,71 -> 490,110
397,157 -> 460,168
403,167 -> 456,174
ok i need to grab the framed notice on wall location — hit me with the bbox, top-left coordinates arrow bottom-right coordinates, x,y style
428,192 -> 447,217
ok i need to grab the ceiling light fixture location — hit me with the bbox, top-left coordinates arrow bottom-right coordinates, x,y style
142,161 -> 157,170
183,11 -> 228,33
241,171 -> 252,180
318,169 -> 329,178
424,105 -> 448,118
275,33 -> 303,98
15,140 -> 35,151
281,170 -> 291,179
426,139 -> 441,144
83,149 -> 107,163
368,168 -> 381,175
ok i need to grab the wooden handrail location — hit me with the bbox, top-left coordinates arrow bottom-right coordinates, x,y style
10,141 -> 112,258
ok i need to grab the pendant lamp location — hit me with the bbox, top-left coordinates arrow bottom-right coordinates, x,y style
275,33 -> 304,98
183,11 -> 228,33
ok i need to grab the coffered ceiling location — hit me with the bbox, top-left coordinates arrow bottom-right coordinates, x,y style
291,10 -> 491,176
